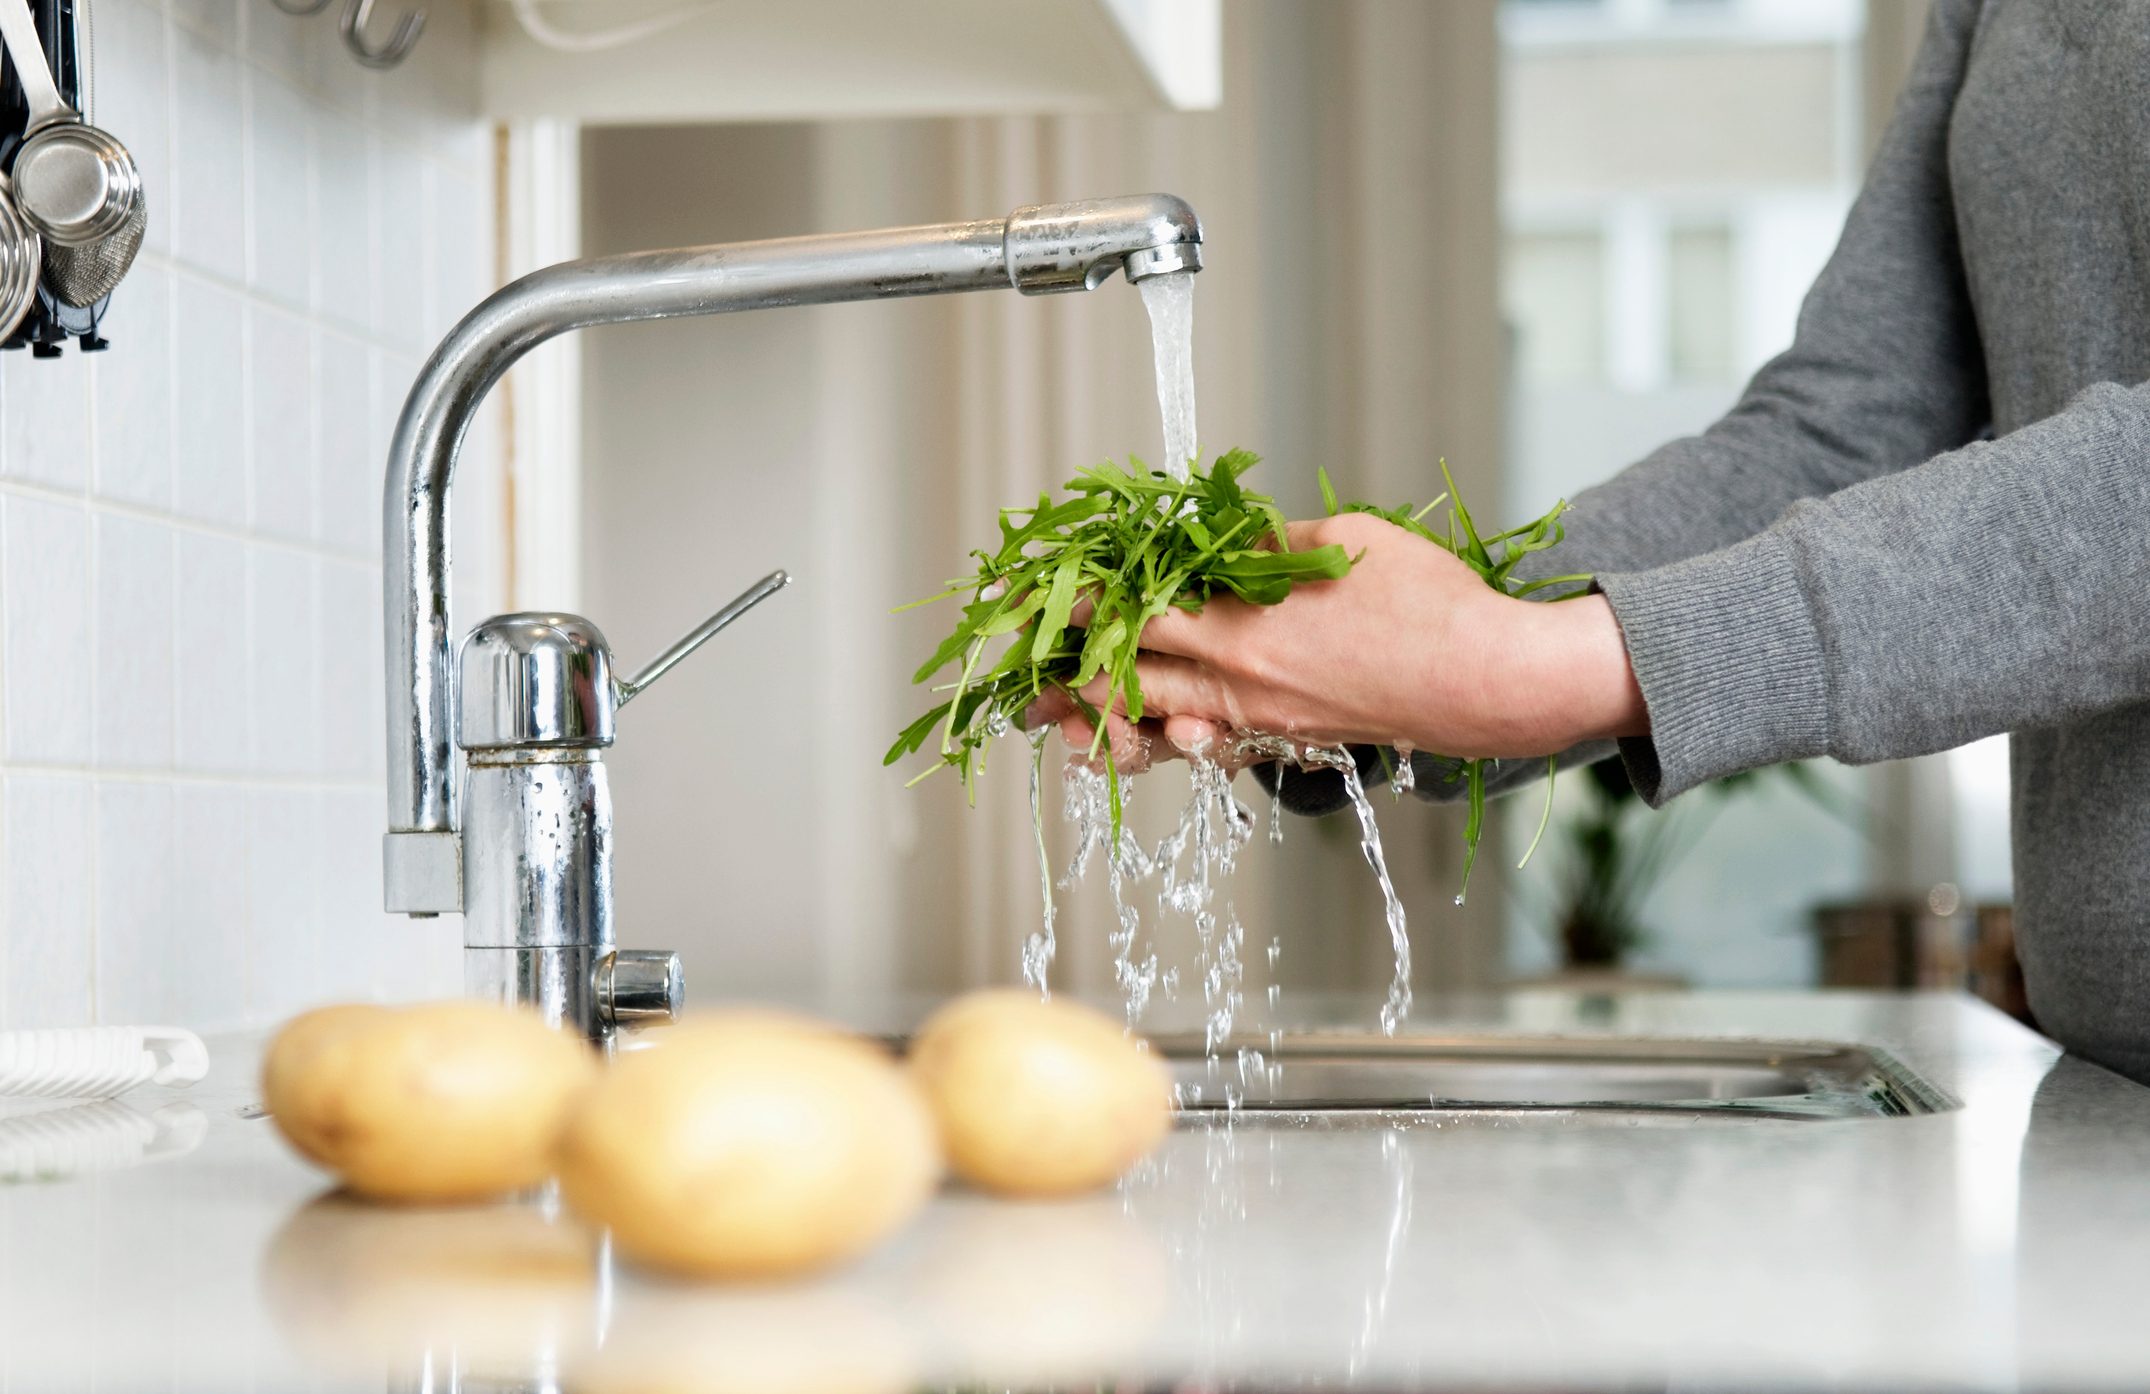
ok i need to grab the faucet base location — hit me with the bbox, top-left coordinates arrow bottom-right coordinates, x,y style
465,945 -> 606,1040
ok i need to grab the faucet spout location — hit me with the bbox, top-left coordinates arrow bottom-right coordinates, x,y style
381,193 -> 1203,913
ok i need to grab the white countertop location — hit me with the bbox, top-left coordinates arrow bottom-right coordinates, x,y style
0,989 -> 2139,1393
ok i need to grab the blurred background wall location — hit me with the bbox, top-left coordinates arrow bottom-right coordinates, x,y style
559,0 -> 2001,1013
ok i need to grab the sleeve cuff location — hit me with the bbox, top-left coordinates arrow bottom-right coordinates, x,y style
1597,530 -> 1832,804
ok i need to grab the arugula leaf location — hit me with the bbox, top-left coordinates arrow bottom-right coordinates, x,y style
891,449 -> 1576,898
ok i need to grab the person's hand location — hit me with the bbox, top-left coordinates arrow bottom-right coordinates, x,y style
1024,513 -> 1646,771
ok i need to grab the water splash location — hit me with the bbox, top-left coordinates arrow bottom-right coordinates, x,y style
1150,755 -> 1255,1053
1020,729 -> 1057,994
1138,271 -> 1198,479
1060,762 -> 1160,1024
1305,746 -> 1413,1035
1045,732 -> 1417,1048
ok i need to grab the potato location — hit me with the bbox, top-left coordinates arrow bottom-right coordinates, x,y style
261,1003 -> 391,1168
907,991 -> 1172,1197
263,1000 -> 597,1203
555,1015 -> 941,1281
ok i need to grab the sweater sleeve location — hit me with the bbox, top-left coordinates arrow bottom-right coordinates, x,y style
1258,0 -> 1990,816
1605,377 -> 2150,801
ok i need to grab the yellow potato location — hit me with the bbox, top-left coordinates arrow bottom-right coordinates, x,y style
262,1000 -> 597,1203
907,991 -> 1172,1197
261,1003 -> 390,1168
556,1015 -> 941,1281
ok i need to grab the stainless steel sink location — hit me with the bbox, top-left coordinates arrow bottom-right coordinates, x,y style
1156,1033 -> 1957,1121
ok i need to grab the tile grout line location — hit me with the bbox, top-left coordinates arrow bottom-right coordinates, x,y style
85,233 -> 106,1020
0,477 -> 383,568
141,247 -> 432,369
4,762 -> 384,791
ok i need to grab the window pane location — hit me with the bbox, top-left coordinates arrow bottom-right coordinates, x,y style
1667,224 -> 1734,382
1504,231 -> 1604,386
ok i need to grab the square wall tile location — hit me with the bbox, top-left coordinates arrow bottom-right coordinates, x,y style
317,789 -> 381,999
173,276 -> 248,528
169,25 -> 247,284
174,529 -> 249,774
249,306 -> 314,540
247,74 -> 315,311
2,495 -> 92,764
94,781 -> 177,1024
249,547 -> 317,774
316,331 -> 374,555
93,261 -> 175,510
172,783 -> 247,1028
449,396 -> 504,622
431,165 -> 489,344
169,0 -> 239,47
241,0 -> 315,90
2,774 -> 93,1028
317,559 -> 374,779
241,0 -> 370,116
94,514 -> 176,768
1,346 -> 91,491
246,787 -> 320,1019
368,0 -> 480,147
315,122 -> 375,333
377,146 -> 428,350
93,0 -> 172,259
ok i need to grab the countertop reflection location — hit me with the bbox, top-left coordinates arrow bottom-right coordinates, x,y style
1,990 -> 2137,1393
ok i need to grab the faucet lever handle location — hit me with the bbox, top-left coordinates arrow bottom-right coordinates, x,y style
618,570 -> 791,707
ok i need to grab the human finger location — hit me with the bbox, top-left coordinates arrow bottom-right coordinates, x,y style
1075,655 -> 1240,729
1023,687 -> 1078,730
1058,708 -> 1162,774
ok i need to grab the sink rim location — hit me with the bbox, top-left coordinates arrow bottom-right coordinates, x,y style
1146,1030 -> 1960,1121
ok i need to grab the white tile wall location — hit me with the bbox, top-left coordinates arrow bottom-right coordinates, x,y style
0,0 -> 501,1032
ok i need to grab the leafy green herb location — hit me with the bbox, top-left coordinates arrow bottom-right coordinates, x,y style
887,449 -> 1581,897
1322,457 -> 1591,893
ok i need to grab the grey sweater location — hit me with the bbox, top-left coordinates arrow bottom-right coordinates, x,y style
1272,0 -> 2150,1081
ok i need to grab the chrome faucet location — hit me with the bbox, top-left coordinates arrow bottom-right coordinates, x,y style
380,194 -> 1205,1040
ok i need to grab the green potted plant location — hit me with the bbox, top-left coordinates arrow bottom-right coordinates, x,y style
1549,760 -> 1856,971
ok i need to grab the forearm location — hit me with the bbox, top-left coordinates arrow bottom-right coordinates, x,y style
1250,593 -> 1643,813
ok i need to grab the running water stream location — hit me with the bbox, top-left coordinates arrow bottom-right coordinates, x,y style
1306,749 -> 1414,1035
1025,271 -> 1419,1057
1139,271 -> 1199,479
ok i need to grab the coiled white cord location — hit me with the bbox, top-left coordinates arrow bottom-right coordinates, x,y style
0,1026 -> 210,1100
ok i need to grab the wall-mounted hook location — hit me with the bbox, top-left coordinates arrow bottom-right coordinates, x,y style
339,0 -> 424,68
268,0 -> 333,15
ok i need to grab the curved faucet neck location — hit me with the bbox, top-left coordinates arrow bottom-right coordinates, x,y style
380,195 -> 1202,914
